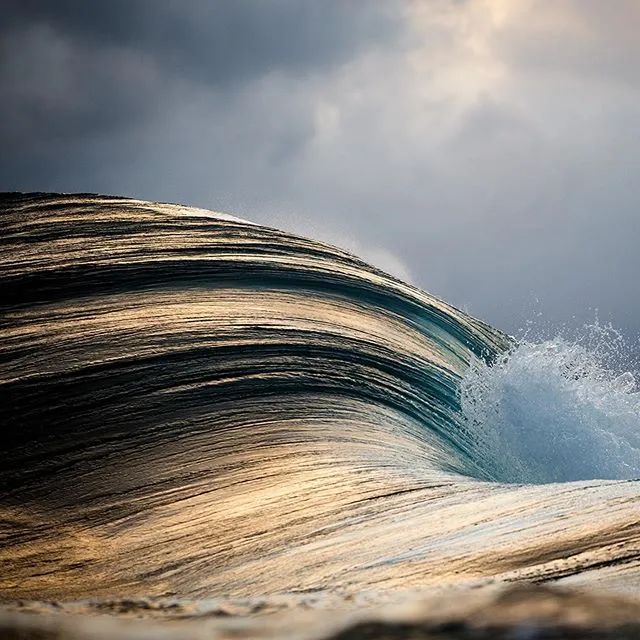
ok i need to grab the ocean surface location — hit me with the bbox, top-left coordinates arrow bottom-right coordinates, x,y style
1,193 -> 639,605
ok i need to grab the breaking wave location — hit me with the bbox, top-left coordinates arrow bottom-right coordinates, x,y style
461,328 -> 640,484
0,193 -> 639,602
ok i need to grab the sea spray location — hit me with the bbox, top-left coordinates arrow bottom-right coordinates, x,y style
461,324 -> 640,483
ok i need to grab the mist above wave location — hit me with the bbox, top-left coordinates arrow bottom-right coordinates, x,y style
461,324 -> 640,484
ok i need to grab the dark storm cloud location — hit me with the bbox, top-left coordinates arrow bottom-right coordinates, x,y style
0,1 -> 401,162
3,0 -> 398,87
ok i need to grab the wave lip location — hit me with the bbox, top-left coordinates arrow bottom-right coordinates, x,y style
0,192 -> 639,601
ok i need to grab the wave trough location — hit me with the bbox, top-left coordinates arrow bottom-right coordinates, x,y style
0,193 -> 639,602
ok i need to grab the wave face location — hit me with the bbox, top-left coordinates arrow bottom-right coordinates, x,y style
0,193 -> 639,601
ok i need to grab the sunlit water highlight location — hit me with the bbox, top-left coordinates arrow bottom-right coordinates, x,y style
1,193 -> 639,602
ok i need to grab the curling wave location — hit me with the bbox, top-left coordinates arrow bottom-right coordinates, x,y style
0,193 -> 639,602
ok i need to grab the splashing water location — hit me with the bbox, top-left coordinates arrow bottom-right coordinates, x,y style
461,325 -> 640,484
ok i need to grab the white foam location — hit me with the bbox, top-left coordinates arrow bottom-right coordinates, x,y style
460,326 -> 640,483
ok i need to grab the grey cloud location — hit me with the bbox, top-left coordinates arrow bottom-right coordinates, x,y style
1,0 -> 402,137
3,0 -> 400,87
492,0 -> 640,87
0,1 -> 402,163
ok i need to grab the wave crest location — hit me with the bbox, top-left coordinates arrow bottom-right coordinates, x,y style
1,193 -> 639,601
461,327 -> 640,484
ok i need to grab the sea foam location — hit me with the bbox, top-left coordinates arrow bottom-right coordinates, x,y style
461,325 -> 640,483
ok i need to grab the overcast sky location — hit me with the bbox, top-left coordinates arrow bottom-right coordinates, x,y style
2,1 -> 639,341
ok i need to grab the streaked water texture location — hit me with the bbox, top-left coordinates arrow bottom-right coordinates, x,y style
0,193 -> 638,602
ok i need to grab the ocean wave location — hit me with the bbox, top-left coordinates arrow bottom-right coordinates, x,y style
1,193 -> 639,601
461,330 -> 640,484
